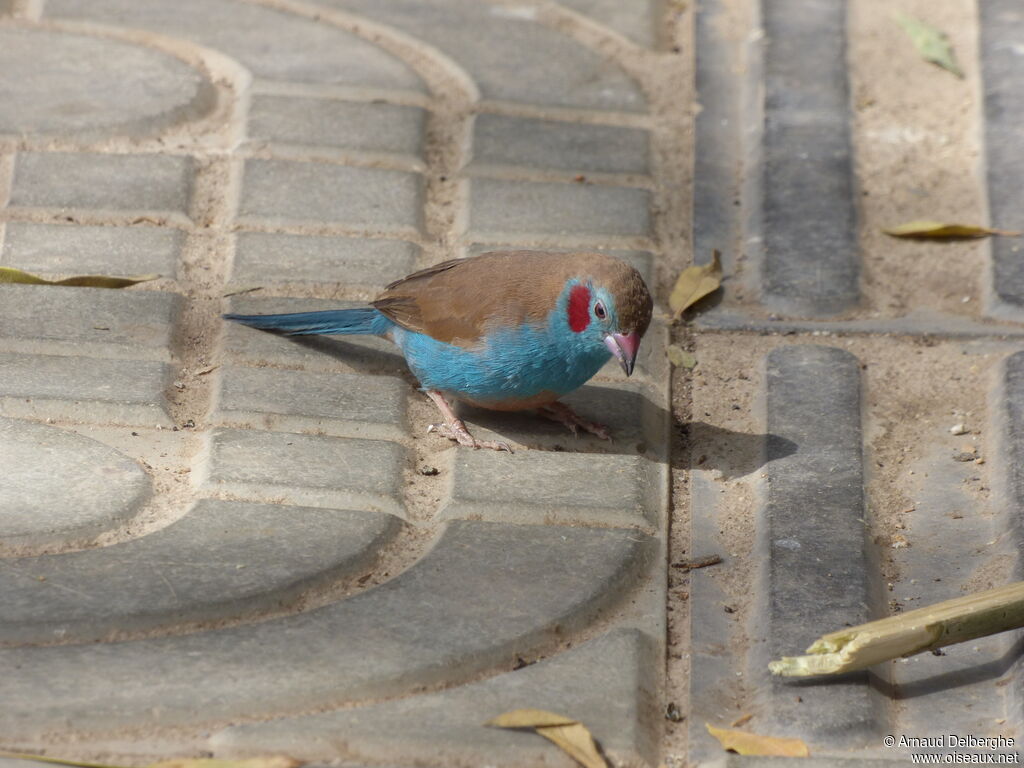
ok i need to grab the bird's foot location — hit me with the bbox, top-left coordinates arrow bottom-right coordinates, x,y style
424,389 -> 513,452
427,421 -> 513,452
540,402 -> 612,441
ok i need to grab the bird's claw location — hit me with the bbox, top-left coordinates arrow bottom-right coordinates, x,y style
540,403 -> 613,441
428,422 -> 513,453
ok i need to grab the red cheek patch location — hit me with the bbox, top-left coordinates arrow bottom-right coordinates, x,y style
567,284 -> 591,333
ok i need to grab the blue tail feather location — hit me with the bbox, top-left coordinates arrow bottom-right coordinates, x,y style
224,307 -> 392,336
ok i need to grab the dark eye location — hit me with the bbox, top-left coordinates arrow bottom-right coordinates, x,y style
594,301 -> 607,320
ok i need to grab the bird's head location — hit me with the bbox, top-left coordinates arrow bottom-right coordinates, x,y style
560,260 -> 653,376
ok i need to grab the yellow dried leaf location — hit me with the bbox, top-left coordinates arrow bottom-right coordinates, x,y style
536,723 -> 607,768
0,753 -> 117,768
0,266 -> 159,288
151,759 -> 302,768
0,752 -> 302,768
486,708 -> 579,728
487,709 -> 608,768
883,221 -> 1020,239
670,251 -> 722,318
706,724 -> 810,757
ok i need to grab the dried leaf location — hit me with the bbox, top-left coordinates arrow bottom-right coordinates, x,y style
536,723 -> 607,768
151,759 -> 302,768
670,251 -> 722,318
487,709 -> 607,768
486,708 -> 578,728
667,345 -> 698,370
706,724 -> 810,757
896,13 -> 964,78
884,221 -> 1020,239
0,753 -> 118,768
0,266 -> 159,288
0,753 -> 301,768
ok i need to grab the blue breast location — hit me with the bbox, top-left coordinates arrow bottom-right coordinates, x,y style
391,313 -> 610,405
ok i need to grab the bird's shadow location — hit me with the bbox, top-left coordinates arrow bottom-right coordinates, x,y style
278,334 -> 795,468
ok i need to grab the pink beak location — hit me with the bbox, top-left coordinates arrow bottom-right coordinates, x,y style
603,331 -> 641,376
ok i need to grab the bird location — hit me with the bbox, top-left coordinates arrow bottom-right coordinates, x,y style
224,250 -> 653,452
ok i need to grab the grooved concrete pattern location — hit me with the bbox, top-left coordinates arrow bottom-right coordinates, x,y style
0,1 -> 671,766
2,1 -> 1022,767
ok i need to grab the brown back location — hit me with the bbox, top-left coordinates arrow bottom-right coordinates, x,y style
371,250 -> 651,346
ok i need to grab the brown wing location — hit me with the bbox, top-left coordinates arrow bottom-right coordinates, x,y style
371,250 -> 649,346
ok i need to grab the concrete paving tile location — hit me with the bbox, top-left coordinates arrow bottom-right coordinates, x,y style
759,1 -> 858,316
0,285 -> 177,360
756,346 -> 876,746
692,0 -> 744,281
248,95 -> 426,157
230,231 -> 418,290
46,0 -> 426,91
0,27 -> 214,139
10,152 -> 193,215
459,380 -> 665,453
217,365 -> 408,440
0,521 -> 654,735
0,499 -> 401,646
205,428 -> 405,515
471,113 -> 650,174
468,177 -> 651,239
556,0 -> 661,48
239,159 -> 422,231
441,447 -> 661,529
0,417 -> 151,550
0,352 -> 172,425
323,0 -> 646,111
2,222 -> 183,279
980,1 -> 1024,317
211,628 -> 660,766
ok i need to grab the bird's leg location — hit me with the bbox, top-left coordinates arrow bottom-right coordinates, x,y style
539,401 -> 612,441
424,390 -> 513,453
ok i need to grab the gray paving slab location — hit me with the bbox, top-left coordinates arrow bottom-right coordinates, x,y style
46,0 -> 426,91
759,0 -> 858,317
468,177 -> 651,239
441,448 -> 661,529
471,113 -> 650,174
0,417 -> 150,550
0,27 -> 214,139
216,365 -> 408,441
0,499 -> 401,646
692,0 -> 744,276
238,159 -> 422,232
1002,352 -> 1024,557
205,428 -> 406,515
754,346 -> 878,746
9,152 -> 193,216
0,352 -> 172,425
1,222 -> 183,279
0,285 -> 178,359
461,379 -> 664,450
211,628 -> 660,766
0,521 -> 654,735
229,231 -> 418,290
556,0 -> 661,48
248,95 -> 426,157
980,1 -> 1024,318
686,474 -> 744,767
323,0 -> 646,111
